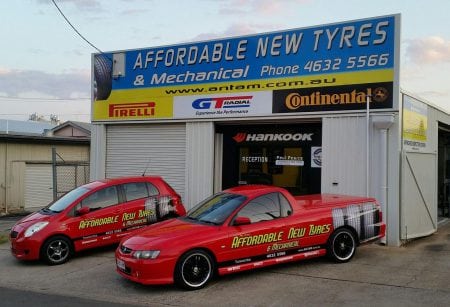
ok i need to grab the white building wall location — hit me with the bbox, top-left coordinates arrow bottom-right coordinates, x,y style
400,100 -> 450,240
90,124 -> 106,181
322,116 -> 368,196
323,113 -> 401,246
185,122 -> 215,209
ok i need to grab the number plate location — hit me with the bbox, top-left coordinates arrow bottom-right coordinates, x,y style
116,259 -> 126,271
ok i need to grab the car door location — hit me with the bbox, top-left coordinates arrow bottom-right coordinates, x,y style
118,181 -> 159,238
69,185 -> 122,250
222,192 -> 290,265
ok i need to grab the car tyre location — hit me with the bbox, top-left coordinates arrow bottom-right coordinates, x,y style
94,54 -> 112,100
41,236 -> 72,265
327,228 -> 356,263
174,249 -> 215,290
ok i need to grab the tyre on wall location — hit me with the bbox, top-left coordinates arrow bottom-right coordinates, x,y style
174,249 -> 215,290
94,54 -> 112,101
40,235 -> 73,265
327,228 -> 357,263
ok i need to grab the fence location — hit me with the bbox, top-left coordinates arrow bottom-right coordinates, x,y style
52,148 -> 90,200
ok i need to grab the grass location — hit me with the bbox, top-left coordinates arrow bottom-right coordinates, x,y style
0,232 -> 9,245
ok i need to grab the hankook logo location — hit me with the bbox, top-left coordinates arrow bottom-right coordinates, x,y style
285,87 -> 389,110
233,133 -> 313,143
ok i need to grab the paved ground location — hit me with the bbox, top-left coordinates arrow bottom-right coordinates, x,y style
1,215 -> 450,306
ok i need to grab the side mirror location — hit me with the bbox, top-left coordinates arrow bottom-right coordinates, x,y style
76,207 -> 90,216
234,216 -> 251,226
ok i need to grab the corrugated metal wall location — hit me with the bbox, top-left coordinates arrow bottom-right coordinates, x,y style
401,152 -> 437,239
185,122 -> 215,208
400,99 -> 444,240
322,116 -> 368,196
24,164 -> 53,211
0,142 -> 89,214
105,124 -> 187,201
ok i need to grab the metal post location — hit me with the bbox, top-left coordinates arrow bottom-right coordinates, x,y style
52,147 -> 57,201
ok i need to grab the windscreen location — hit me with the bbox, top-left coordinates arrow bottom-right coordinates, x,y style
186,193 -> 247,225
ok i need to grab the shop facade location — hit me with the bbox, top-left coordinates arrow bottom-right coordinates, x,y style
90,14 -> 450,246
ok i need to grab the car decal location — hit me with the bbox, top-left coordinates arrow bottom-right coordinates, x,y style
218,244 -> 326,268
332,202 -> 381,241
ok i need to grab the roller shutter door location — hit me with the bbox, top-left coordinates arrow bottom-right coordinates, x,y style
106,124 -> 186,200
25,164 -> 53,210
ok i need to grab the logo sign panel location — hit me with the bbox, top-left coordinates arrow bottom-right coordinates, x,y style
311,147 -> 322,168
174,91 -> 272,119
273,82 -> 392,113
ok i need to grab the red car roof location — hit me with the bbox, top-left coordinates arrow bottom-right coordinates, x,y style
83,176 -> 164,190
224,185 -> 287,198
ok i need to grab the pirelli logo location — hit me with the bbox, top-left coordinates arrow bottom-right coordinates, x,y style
109,102 -> 156,118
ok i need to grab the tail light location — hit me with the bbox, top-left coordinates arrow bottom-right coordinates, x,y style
145,195 -> 186,222
172,194 -> 186,216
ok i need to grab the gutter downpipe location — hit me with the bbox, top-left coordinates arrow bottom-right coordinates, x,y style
373,114 -> 395,244
366,95 -> 371,197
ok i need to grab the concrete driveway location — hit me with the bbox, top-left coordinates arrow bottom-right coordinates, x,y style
0,217 -> 449,306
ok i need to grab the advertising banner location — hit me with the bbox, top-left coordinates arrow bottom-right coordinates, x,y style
403,94 -> 428,151
92,14 -> 399,122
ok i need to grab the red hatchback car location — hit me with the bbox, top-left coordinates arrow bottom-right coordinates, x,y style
10,176 -> 185,265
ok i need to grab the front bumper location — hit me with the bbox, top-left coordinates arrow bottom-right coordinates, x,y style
115,249 -> 177,285
10,230 -> 42,261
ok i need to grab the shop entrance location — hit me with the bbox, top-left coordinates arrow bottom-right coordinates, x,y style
218,123 -> 322,196
438,124 -> 450,219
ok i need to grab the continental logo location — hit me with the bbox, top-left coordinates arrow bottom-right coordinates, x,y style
233,132 -> 313,143
285,87 -> 389,110
109,102 -> 155,118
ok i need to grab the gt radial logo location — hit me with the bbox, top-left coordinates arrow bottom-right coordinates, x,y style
109,102 -> 155,118
192,96 -> 252,110
233,133 -> 313,143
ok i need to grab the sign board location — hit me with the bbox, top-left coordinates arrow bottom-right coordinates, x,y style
403,94 -> 428,151
92,14 -> 400,122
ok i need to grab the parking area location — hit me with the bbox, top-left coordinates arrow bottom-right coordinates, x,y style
1,217 -> 450,306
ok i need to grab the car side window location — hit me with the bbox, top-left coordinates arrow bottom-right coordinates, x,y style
81,186 -> 119,210
279,193 -> 293,217
236,192 -> 281,223
146,182 -> 159,196
123,182 -> 149,201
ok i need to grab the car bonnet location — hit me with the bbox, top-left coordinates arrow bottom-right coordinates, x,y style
121,218 -> 212,249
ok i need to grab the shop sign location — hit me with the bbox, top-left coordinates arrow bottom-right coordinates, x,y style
92,14 -> 399,122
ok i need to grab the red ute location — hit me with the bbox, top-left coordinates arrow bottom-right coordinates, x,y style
10,176 -> 186,265
116,185 -> 385,290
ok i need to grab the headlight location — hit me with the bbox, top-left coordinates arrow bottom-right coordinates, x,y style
24,221 -> 49,238
133,250 -> 160,259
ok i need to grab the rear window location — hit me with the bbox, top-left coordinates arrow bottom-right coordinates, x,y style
123,182 -> 159,202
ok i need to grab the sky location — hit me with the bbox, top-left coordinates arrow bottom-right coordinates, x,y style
0,0 -> 449,123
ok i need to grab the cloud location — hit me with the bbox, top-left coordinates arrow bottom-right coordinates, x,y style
38,0 -> 102,10
0,69 -> 90,99
219,0 -> 309,15
404,36 -> 450,65
190,22 -> 282,42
